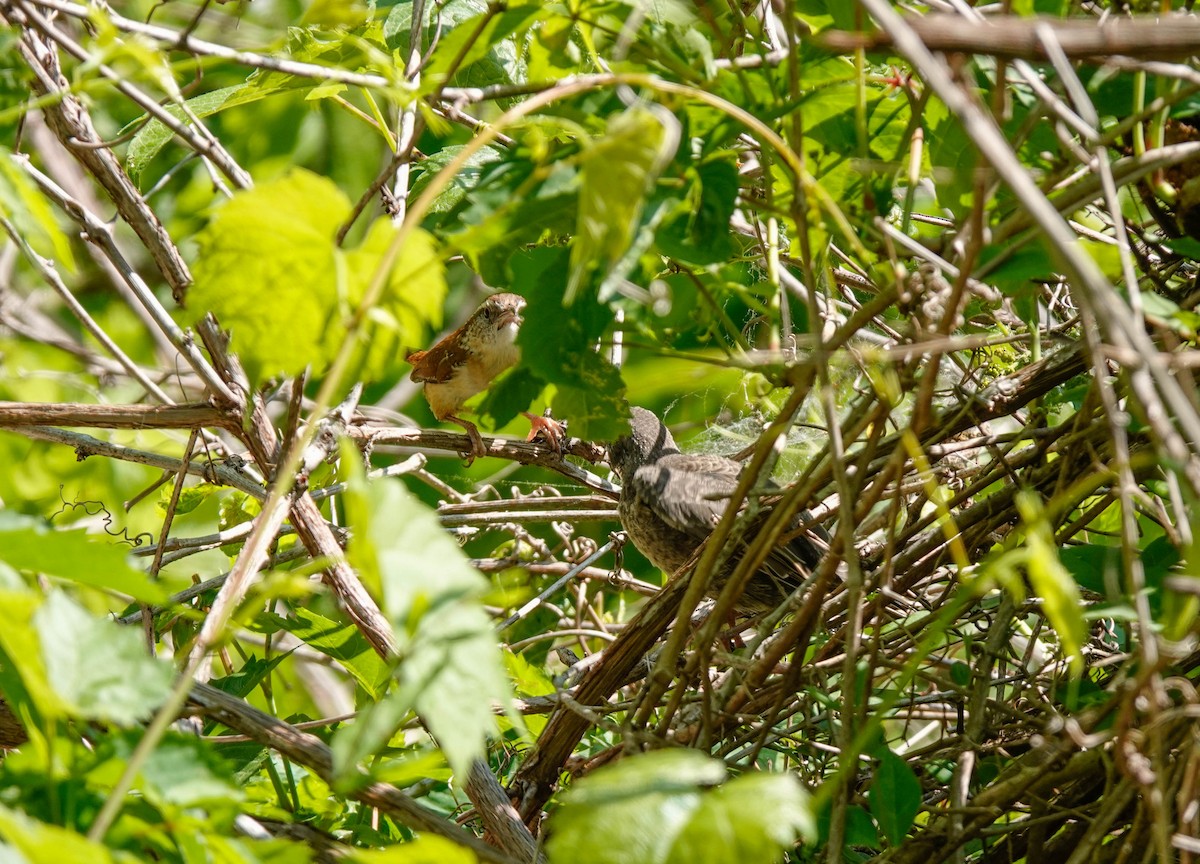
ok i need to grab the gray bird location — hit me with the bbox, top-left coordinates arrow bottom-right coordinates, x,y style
609,406 -> 824,612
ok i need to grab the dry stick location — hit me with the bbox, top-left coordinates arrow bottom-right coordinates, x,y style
509,570 -> 693,823
351,426 -> 615,495
11,17 -> 235,312
0,401 -> 232,430
0,216 -> 175,404
10,22 -> 515,860
186,682 -> 520,864
7,425 -> 266,499
390,0 -> 426,217
860,0 -> 1200,492
11,21 -> 384,839
642,311 -> 902,736
988,140 -> 1200,250
513,301 -> 897,821
512,305 -> 899,820
22,116 -> 178,359
15,159 -> 236,403
818,13 -> 1200,61
642,386 -> 810,739
28,0 -> 395,90
1041,32 -> 1172,836
13,0 -> 251,189
951,593 -> 1017,852
91,27 -> 528,864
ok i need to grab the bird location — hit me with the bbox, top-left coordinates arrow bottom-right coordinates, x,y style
0,696 -> 26,750
405,292 -> 563,460
608,406 -> 825,613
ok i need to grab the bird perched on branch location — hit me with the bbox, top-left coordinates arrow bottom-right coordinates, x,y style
609,406 -> 824,612
406,292 -> 562,460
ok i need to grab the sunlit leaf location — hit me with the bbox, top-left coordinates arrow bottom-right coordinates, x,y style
259,607 -> 390,699
190,169 -> 345,380
190,169 -> 445,383
34,592 -> 173,726
0,514 -> 166,604
0,149 -> 74,270
0,806 -> 121,864
345,835 -> 478,863
548,750 -> 812,864
569,105 -> 679,302
1016,492 -> 1087,676
340,446 -> 509,777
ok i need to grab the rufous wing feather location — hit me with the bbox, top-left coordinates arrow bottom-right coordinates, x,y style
406,336 -> 470,384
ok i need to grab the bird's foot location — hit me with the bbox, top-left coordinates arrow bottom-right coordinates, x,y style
523,409 -> 567,455
448,416 -> 487,464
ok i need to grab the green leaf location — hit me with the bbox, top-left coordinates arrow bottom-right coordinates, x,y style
476,366 -> 546,430
978,242 -> 1057,300
0,149 -> 74,270
0,806 -> 121,864
844,804 -> 880,848
548,750 -> 812,864
0,589 -> 66,721
656,158 -> 739,266
190,169 -> 346,381
450,157 -> 579,286
425,6 -> 545,84
668,772 -> 815,863
513,248 -> 628,439
1058,544 -> 1122,597
260,607 -> 390,699
569,105 -> 679,302
341,447 -> 509,777
551,355 -> 629,442
345,835 -> 478,864
34,592 -> 174,726
411,144 -> 504,215
1164,236 -> 1200,260
126,86 -> 248,181
209,654 -> 287,701
190,168 -> 445,383
341,219 -> 447,380
0,515 -> 167,604
132,732 -> 243,809
158,483 -> 216,516
869,749 -> 923,846
1016,492 -> 1087,676
503,649 -> 553,735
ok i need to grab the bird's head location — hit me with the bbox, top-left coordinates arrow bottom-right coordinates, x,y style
608,406 -> 680,479
477,292 -> 524,331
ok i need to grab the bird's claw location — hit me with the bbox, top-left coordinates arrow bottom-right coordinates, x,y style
448,416 -> 487,465
523,409 -> 567,455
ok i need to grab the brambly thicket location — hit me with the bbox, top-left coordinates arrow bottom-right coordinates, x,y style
2,1 -> 1200,862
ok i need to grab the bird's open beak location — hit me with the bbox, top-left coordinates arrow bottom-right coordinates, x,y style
497,307 -> 523,329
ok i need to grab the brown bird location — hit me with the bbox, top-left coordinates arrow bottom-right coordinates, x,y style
406,292 -> 562,460
609,406 -> 824,612
0,696 -> 27,750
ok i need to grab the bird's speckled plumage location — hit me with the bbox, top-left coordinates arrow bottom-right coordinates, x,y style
610,407 -> 823,611
404,292 -> 526,458
406,292 -> 524,419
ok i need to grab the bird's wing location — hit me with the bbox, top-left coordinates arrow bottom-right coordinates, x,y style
627,453 -> 743,540
405,335 -> 469,384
